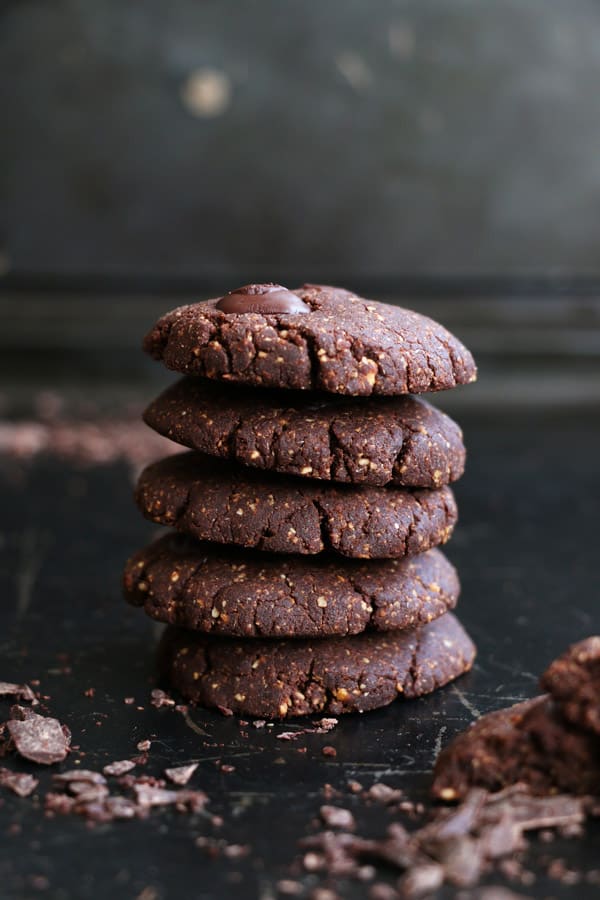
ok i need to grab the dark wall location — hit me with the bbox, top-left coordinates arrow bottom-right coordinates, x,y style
2,0 -> 600,281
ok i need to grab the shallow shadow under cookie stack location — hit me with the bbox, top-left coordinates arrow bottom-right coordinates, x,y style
124,283 -> 478,719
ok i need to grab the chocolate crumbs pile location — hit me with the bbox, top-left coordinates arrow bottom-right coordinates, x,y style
296,783 -> 598,898
0,417 -> 176,475
0,680 -> 209,825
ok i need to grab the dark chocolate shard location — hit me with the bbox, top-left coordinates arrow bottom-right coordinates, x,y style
164,763 -> 198,786
320,805 -> 356,831
0,767 -> 38,797
7,711 -> 70,765
103,760 -> 136,777
0,682 -> 37,703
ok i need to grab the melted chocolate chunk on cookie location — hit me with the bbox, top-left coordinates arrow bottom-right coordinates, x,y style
215,283 -> 310,315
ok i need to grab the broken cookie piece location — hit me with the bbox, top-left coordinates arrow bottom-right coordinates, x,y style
540,636 -> 600,735
432,637 -> 600,801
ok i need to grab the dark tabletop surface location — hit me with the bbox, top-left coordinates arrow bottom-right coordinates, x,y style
0,405 -> 599,900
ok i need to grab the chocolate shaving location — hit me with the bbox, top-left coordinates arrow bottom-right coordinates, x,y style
150,689 -> 175,709
133,783 -> 207,813
101,796 -> 140,820
365,783 -> 404,805
276,731 -> 302,742
133,784 -> 182,808
300,786 -> 590,896
276,719 -> 340,742
164,763 -> 198,786
320,805 -> 356,831
71,784 -> 111,804
7,711 -> 70,765
53,769 -> 106,786
103,760 -> 136,777
0,767 -> 38,797
0,682 -> 37,703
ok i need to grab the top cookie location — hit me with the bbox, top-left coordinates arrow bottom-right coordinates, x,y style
143,283 -> 477,396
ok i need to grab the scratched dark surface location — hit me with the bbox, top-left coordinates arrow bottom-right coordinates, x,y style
0,408 -> 599,899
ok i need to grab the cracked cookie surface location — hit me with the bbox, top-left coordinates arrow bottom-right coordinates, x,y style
135,452 -> 457,559
157,612 -> 475,718
144,377 -> 465,488
143,284 -> 477,396
124,533 -> 460,638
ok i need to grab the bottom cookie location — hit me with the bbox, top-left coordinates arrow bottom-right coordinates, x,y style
157,612 -> 475,719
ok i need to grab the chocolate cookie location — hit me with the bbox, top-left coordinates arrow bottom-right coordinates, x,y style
431,695 -> 600,800
144,377 -> 465,488
143,284 -> 477,396
540,636 -> 600,735
135,452 -> 457,558
157,612 -> 476,718
124,533 -> 460,638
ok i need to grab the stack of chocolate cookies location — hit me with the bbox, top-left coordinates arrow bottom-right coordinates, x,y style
124,283 -> 477,719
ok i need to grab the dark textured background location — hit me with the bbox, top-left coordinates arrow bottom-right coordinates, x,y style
2,0 -> 599,400
2,0 -> 600,281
